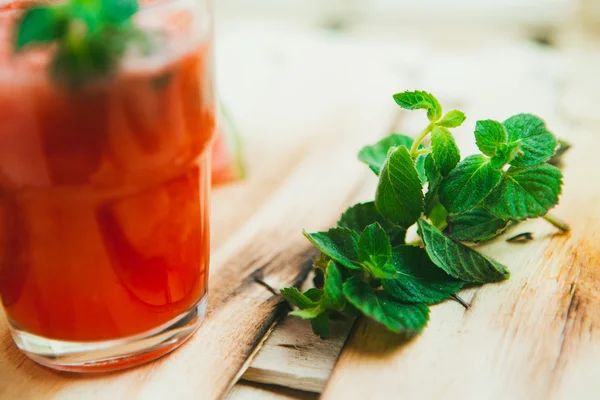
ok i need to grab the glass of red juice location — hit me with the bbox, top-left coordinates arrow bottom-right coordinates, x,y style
0,0 -> 215,372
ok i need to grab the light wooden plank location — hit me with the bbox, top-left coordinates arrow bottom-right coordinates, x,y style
228,381 -> 317,400
236,24 -> 577,395
241,305 -> 354,394
322,43 -> 600,400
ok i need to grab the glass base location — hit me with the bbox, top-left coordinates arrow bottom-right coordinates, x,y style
8,295 -> 207,373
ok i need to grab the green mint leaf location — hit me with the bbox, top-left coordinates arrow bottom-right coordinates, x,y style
415,154 -> 427,184
548,138 -> 571,167
366,263 -> 398,280
101,0 -> 139,24
424,153 -> 441,184
375,146 -> 424,228
504,114 -> 557,167
382,246 -> 464,304
491,141 -> 522,169
343,277 -> 430,334
431,126 -> 461,176
438,154 -> 502,214
447,208 -> 511,242
393,90 -> 442,122
418,220 -> 510,283
429,202 -> 448,230
323,261 -> 346,311
438,110 -> 466,128
304,228 -> 361,270
484,164 -> 563,220
474,120 -> 508,157
304,288 -> 324,302
358,134 -> 414,175
356,134 -> 426,182
15,7 -> 65,51
280,287 -> 319,309
290,305 -> 325,319
15,0 -> 149,89
311,313 -> 331,339
338,202 -> 406,246
358,223 -> 392,268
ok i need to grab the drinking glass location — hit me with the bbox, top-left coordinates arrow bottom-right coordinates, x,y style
0,0 -> 215,372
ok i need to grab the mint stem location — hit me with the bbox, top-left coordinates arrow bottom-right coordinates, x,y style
543,214 -> 570,233
410,121 -> 436,158
451,294 -> 470,309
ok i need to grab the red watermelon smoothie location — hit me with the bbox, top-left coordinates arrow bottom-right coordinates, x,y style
0,0 -> 216,371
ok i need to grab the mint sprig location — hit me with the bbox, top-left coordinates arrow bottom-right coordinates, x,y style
14,0 -> 149,88
282,90 -> 570,337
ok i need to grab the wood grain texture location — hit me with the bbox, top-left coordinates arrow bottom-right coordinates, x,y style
322,41 -> 600,400
0,16 -> 597,400
228,381 -> 317,400
241,298 -> 355,393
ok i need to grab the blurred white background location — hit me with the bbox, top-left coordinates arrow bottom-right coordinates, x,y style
216,0 -> 594,29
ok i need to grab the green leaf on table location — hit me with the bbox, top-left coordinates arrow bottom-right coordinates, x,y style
358,134 -> 414,175
491,141 -> 522,169
311,313 -> 331,339
290,305 -> 325,319
358,223 -> 392,268
438,110 -> 466,128
484,164 -> 563,220
415,154 -> 427,184
357,223 -> 397,279
14,7 -> 65,51
504,114 -> 557,167
323,261 -> 346,311
304,228 -> 361,270
429,202 -> 449,230
424,153 -> 441,184
393,90 -> 442,122
343,277 -> 430,334
438,154 -> 502,214
447,208 -> 510,242
280,287 -> 319,309
375,146 -> 424,228
338,202 -> 406,245
431,126 -> 461,176
474,120 -> 508,157
418,219 -> 510,283
366,262 -> 398,280
304,288 -> 324,302
382,246 -> 464,304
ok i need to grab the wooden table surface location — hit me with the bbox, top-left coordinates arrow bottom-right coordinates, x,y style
1,17 -> 599,400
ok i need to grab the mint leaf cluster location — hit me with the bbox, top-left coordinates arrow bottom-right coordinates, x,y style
282,90 -> 570,338
14,0 -> 150,88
